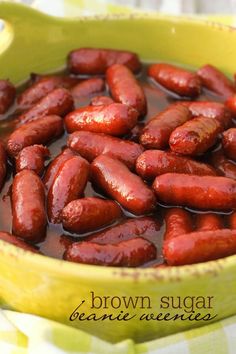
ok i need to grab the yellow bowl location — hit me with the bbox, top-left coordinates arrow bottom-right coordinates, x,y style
0,2 -> 236,343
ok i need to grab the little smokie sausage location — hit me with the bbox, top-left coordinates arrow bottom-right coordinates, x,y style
185,101 -> 232,129
90,96 -> 114,106
136,150 -> 216,180
62,197 -> 122,233
196,213 -> 223,231
71,78 -> 105,99
0,80 -> 16,114
64,237 -> 156,267
140,104 -> 190,149
65,103 -> 138,136
47,156 -> 89,223
43,148 -> 75,190
106,64 -> 147,116
163,229 -> 236,266
0,142 -> 7,190
86,216 -> 161,244
18,88 -> 74,124
148,63 -> 201,97
67,131 -> 143,169
15,145 -> 50,175
0,231 -> 40,253
197,64 -> 235,99
153,173 -> 236,210
12,170 -> 47,242
17,76 -> 79,110
169,116 -> 221,155
222,128 -> 236,161
164,208 -> 193,240
68,47 -> 141,75
7,115 -> 64,157
91,155 -> 156,215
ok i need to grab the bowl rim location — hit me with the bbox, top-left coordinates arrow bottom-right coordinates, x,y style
1,5 -> 236,283
1,1 -> 236,35
0,237 -> 234,283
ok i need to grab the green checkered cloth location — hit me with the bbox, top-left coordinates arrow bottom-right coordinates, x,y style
0,309 -> 236,354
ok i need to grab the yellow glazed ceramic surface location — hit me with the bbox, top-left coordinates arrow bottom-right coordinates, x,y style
0,2 -> 236,343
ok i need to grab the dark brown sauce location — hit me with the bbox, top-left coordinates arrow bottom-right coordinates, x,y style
0,64 -> 234,267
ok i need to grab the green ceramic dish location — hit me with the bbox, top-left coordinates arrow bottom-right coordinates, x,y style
0,2 -> 236,343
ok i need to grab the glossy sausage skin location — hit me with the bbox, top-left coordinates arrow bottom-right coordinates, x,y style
197,64 -> 235,99
153,173 -> 236,210
12,170 -> 47,242
90,95 -> 114,106
65,103 -> 138,136
0,231 -> 40,253
0,80 -> 16,114
169,116 -> 221,155
17,76 -> 79,110
18,88 -> 74,124
229,212 -> 236,229
43,148 -> 75,190
222,128 -> 236,161
0,142 -> 7,190
64,237 -> 156,267
185,101 -> 232,129
7,115 -> 64,157
71,78 -> 105,99
148,63 -> 201,97
210,149 -> 236,179
140,104 -> 190,149
196,213 -> 223,231
164,208 -> 192,241
91,155 -> 156,215
47,156 -> 89,223
15,145 -> 50,175
86,216 -> 161,244
68,48 -> 141,75
225,95 -> 236,117
67,131 -> 143,170
163,229 -> 236,266
62,197 -> 122,233
106,64 -> 147,116
136,150 -> 217,180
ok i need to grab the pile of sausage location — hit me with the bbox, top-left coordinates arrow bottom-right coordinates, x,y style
1,47 -> 236,267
